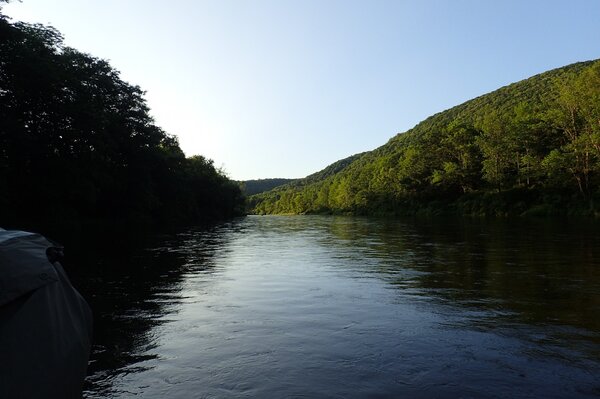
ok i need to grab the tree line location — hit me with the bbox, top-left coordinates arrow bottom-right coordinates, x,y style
0,9 -> 244,244
238,178 -> 295,196
251,60 -> 600,216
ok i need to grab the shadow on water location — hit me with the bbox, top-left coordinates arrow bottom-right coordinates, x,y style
65,220 -> 245,397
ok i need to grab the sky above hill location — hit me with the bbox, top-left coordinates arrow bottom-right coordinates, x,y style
4,0 -> 600,180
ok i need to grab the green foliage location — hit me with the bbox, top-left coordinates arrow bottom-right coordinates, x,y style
0,16 -> 244,242
251,59 -> 600,216
239,178 -> 296,196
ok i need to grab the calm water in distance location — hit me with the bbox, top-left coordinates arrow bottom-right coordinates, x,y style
78,215 -> 600,398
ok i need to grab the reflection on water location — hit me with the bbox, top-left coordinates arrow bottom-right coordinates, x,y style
74,222 -> 243,396
79,216 -> 600,398
327,217 -> 600,336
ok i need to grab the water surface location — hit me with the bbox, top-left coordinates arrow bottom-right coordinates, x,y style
80,216 -> 600,398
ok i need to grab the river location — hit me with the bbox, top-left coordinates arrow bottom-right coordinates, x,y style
78,215 -> 600,398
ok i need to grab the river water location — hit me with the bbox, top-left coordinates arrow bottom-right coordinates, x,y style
79,215 -> 600,398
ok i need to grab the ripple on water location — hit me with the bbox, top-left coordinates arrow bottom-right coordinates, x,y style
83,215 -> 600,398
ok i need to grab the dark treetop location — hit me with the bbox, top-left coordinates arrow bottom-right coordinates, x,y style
0,11 -> 244,246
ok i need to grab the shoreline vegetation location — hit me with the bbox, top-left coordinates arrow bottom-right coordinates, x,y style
249,60 -> 600,217
0,10 -> 245,247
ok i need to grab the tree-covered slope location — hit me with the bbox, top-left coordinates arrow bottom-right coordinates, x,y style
251,60 -> 600,216
238,178 -> 296,196
247,153 -> 365,213
296,152 -> 367,187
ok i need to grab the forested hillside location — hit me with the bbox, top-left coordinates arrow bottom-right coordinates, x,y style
247,153 -> 364,212
0,9 -> 244,244
251,60 -> 600,216
239,178 -> 295,196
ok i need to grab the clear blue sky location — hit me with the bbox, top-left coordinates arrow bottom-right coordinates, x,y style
4,0 -> 600,180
